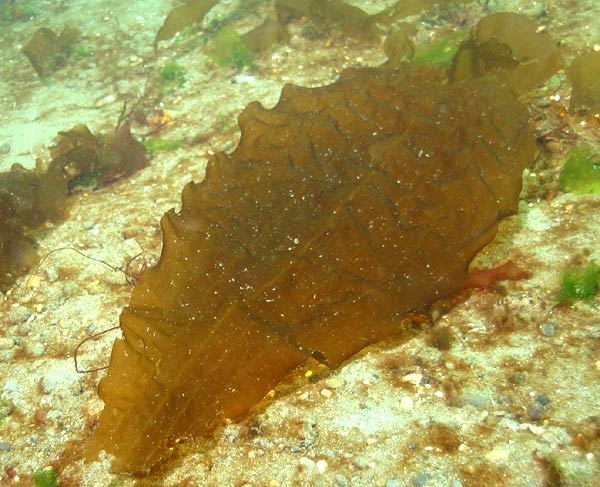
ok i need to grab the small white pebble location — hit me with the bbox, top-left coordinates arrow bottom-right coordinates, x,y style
528,424 -> 545,435
316,459 -> 328,474
320,388 -> 332,398
351,455 -> 370,469
401,372 -> 422,386
399,396 -> 413,410
299,456 -> 316,473
366,437 -> 377,445
485,448 -> 509,461
234,74 -> 257,84
95,94 -> 116,106
26,275 -> 41,288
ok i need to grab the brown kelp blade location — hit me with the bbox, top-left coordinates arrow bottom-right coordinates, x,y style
154,0 -> 218,49
86,64 -> 534,473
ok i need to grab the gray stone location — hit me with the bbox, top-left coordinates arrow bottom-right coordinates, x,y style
540,321 -> 557,337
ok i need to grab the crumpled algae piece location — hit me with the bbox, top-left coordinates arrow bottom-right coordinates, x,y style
154,0 -> 218,49
275,0 -> 383,40
450,12 -> 563,95
22,26 -> 80,78
0,123 -> 147,289
0,200 -> 39,291
85,61 -> 534,473
567,52 -> 600,113
50,123 -> 148,191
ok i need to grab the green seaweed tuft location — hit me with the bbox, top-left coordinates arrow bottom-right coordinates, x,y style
143,138 -> 184,155
34,467 -> 57,487
558,144 -> 600,194
208,26 -> 254,69
413,30 -> 469,67
158,62 -> 187,91
557,260 -> 600,302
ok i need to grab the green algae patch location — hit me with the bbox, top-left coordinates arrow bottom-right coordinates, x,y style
558,144 -> 600,195
208,26 -> 254,69
414,30 -> 469,67
144,138 -> 184,155
557,261 -> 600,303
34,467 -> 57,487
158,62 -> 186,94
159,62 -> 186,85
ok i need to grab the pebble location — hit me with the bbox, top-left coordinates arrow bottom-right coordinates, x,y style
335,474 -> 347,486
298,456 -> 316,474
316,459 -> 328,474
451,481 -> 464,487
399,396 -> 413,410
413,473 -> 430,486
233,74 -> 256,84
7,306 -> 32,326
45,267 -> 60,282
511,371 -> 527,384
61,281 -> 80,297
0,142 -> 10,154
352,455 -> 370,470
527,400 -> 546,420
535,98 -> 552,108
0,349 -> 14,364
0,441 -> 11,452
41,372 -> 65,395
82,220 -> 95,230
2,380 -> 19,395
459,386 -> 493,409
486,447 -> 509,461
540,321 -> 557,337
95,94 -> 116,107
386,480 -> 400,487
0,399 -> 15,417
25,341 -> 45,357
536,393 -> 550,405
